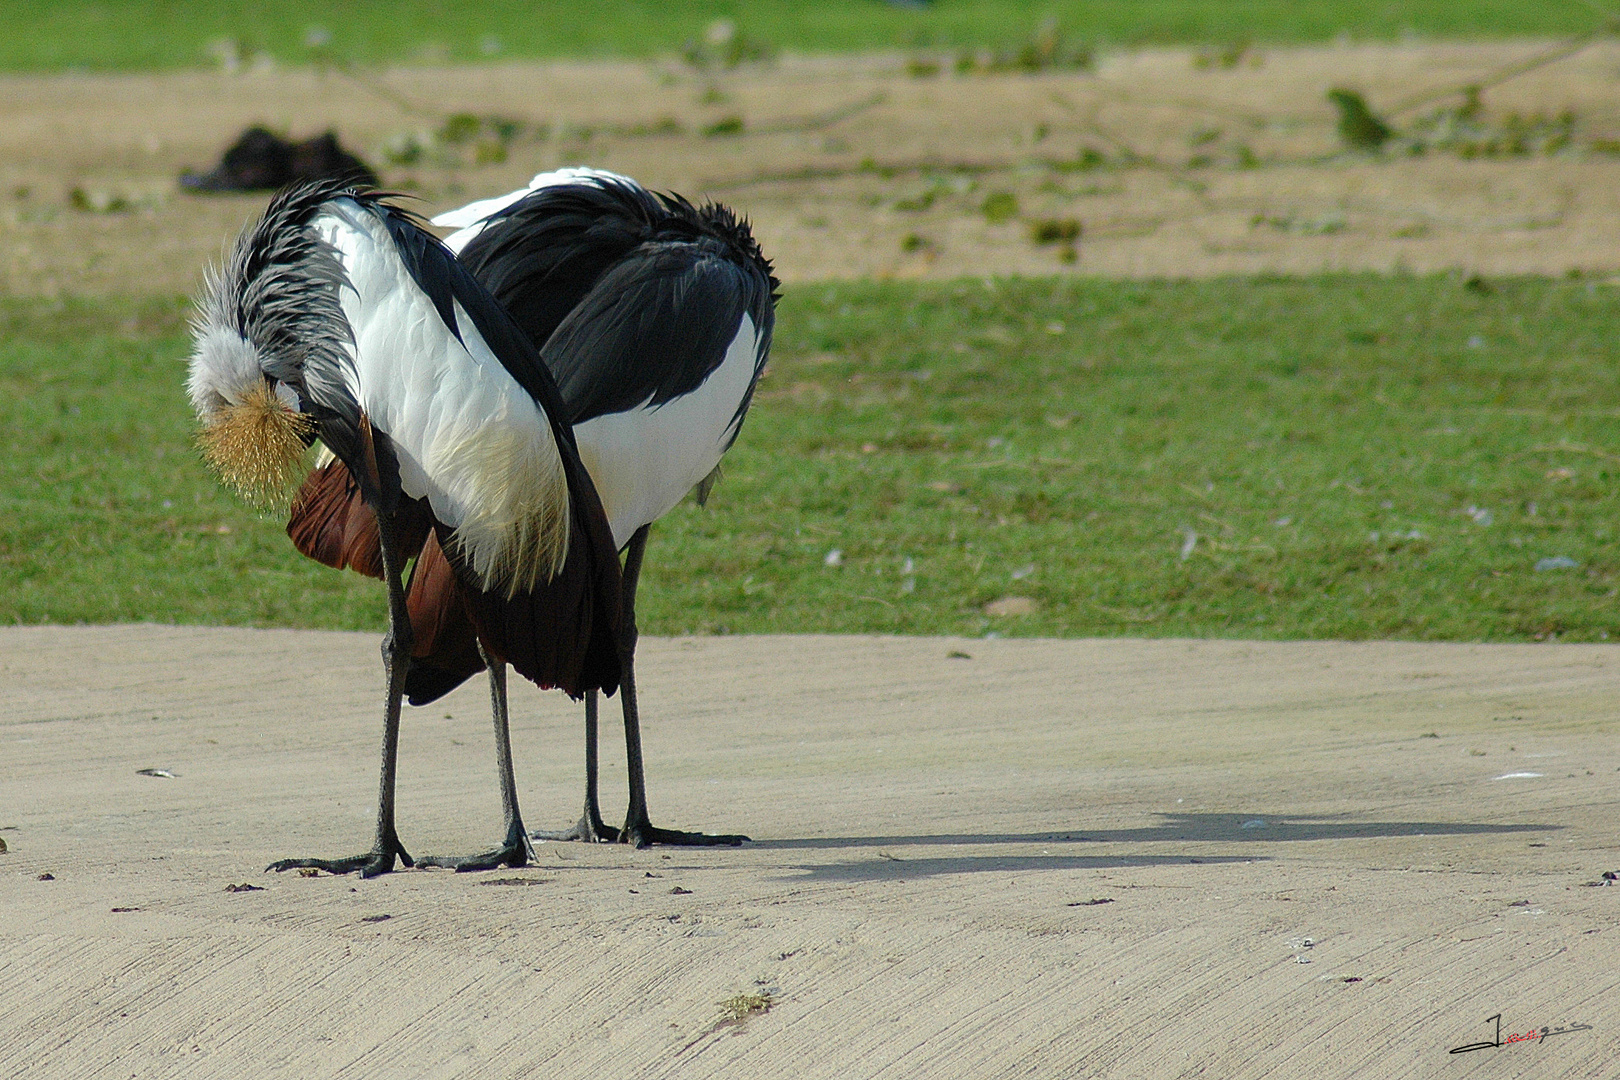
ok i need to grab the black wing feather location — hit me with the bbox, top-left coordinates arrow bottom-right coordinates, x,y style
454,177 -> 779,427
542,243 -> 763,426
455,180 -> 667,357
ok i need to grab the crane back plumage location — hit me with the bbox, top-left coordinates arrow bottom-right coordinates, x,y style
285,170 -> 776,705
188,179 -> 621,698
444,170 -> 779,548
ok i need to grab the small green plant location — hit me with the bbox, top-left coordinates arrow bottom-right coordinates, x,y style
1406,88 -> 1576,158
954,19 -> 1093,75
1030,216 -> 1082,263
1251,210 -> 1346,235
438,113 -> 482,144
899,232 -> 936,255
1192,40 -> 1257,70
1050,147 -> 1110,174
894,189 -> 938,212
1328,88 -> 1394,150
681,19 -> 775,70
701,114 -> 745,138
383,113 -> 526,167
719,993 -> 774,1022
623,116 -> 685,137
1029,218 -> 1081,245
68,187 -> 134,214
981,191 -> 1019,224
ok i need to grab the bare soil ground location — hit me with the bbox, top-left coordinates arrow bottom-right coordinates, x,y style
2,627 -> 1617,1078
6,40 -> 1620,296
6,43 -> 1620,1078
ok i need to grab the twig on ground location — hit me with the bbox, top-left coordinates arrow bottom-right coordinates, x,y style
1512,442 -> 1620,465
317,56 -> 442,120
750,92 -> 889,135
1386,30 -> 1608,117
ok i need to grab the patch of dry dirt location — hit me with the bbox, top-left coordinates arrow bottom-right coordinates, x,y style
6,40 -> 1620,296
2,627 -> 1617,1077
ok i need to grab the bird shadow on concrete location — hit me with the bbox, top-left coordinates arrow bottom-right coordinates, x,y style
777,852 -> 1263,882
749,812 -> 1557,852
754,813 -> 1558,881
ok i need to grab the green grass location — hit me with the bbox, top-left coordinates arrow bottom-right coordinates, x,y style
5,274 -> 1620,642
0,1 -> 1603,73
0,299 -> 383,627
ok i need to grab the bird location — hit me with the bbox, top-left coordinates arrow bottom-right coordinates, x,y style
187,178 -> 623,877
289,167 -> 778,846
438,169 -> 778,846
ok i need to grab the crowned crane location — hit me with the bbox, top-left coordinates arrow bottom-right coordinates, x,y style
438,169 -> 778,846
289,168 -> 777,846
188,179 -> 622,877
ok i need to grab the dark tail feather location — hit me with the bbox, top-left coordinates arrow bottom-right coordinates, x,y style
459,444 -> 622,699
287,459 -> 430,577
456,514 -> 621,699
295,442 -> 623,702
284,473 -> 486,707
404,530 -> 484,706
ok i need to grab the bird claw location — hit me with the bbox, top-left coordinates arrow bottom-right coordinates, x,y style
416,821 -> 535,872
620,821 -> 749,849
267,830 -> 413,878
533,812 -> 620,844
414,844 -> 529,872
417,839 -> 535,872
267,847 -> 412,879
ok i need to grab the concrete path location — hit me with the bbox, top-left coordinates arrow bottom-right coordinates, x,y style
2,627 -> 1616,1077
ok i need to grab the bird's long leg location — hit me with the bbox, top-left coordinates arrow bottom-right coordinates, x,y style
417,646 -> 539,870
269,510 -> 415,878
531,689 -> 618,842
616,525 -> 748,848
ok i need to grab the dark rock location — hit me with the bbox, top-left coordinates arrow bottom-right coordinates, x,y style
182,126 -> 380,193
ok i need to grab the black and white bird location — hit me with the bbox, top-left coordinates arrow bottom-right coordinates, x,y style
281,168 -> 777,846
425,167 -> 778,846
188,179 -> 622,877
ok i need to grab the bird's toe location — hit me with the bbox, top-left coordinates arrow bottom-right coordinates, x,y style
622,823 -> 749,848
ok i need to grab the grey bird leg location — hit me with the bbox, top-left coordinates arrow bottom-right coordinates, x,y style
416,646 -> 539,870
532,688 -> 617,842
532,524 -> 748,846
615,525 -> 748,848
269,510 -> 415,878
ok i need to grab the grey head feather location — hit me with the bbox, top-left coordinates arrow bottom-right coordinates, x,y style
192,181 -> 364,429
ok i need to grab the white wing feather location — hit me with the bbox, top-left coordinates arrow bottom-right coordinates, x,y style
314,202 -> 570,594
573,314 -> 760,550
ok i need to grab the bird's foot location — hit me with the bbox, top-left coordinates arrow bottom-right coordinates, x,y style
621,818 -> 749,849
532,810 -> 619,844
267,835 -> 413,879
416,821 -> 536,872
